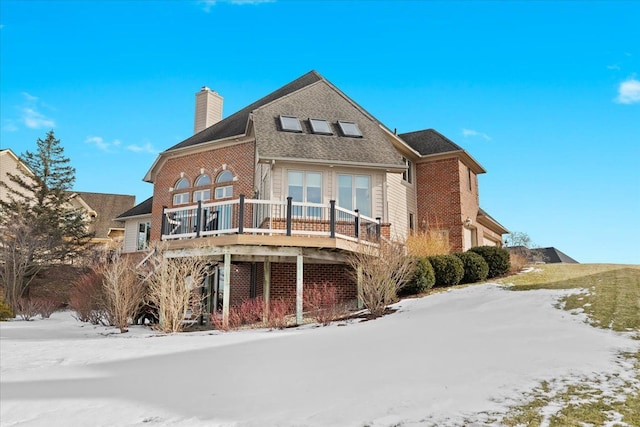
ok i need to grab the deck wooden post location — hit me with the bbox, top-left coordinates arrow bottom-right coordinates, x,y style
263,258 -> 271,322
222,252 -> 231,328
296,253 -> 303,325
357,264 -> 364,309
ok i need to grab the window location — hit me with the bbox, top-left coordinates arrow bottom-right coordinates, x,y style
173,192 -> 189,205
402,157 -> 412,184
279,115 -> 302,132
193,189 -> 211,202
195,174 -> 211,187
467,167 -> 472,191
137,222 -> 151,251
309,118 -> 332,135
216,170 -> 234,183
175,178 -> 189,190
409,213 -> 415,233
337,174 -> 371,217
173,177 -> 190,205
215,185 -> 233,199
288,171 -> 322,217
337,120 -> 362,137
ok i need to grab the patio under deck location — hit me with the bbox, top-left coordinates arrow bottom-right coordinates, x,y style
159,197 -> 382,327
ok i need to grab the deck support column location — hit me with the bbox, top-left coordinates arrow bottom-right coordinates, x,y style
222,252 -> 231,328
357,264 -> 364,309
296,254 -> 303,325
263,258 -> 271,322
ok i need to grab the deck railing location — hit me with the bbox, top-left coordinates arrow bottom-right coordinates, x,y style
161,196 -> 382,244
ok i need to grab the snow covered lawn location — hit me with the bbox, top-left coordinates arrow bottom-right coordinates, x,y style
1,283 -> 638,426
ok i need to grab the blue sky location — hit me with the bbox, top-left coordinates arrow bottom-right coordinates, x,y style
1,1 -> 638,264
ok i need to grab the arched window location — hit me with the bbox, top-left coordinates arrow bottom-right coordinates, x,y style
173,178 -> 190,205
175,178 -> 189,190
215,170 -> 234,200
216,170 -> 234,183
195,174 -> 211,187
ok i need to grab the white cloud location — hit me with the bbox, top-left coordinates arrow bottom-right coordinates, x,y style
462,128 -> 491,141
14,92 -> 56,129
126,142 -> 158,154
607,64 -> 621,71
200,0 -> 274,11
85,136 -> 121,152
22,107 -> 55,129
615,77 -> 640,104
2,120 -> 18,132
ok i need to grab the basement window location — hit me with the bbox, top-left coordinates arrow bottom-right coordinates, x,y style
279,115 -> 303,132
337,120 -> 362,138
309,118 -> 333,135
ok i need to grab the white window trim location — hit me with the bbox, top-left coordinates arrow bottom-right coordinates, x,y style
193,189 -> 211,202
173,192 -> 190,205
215,185 -> 233,199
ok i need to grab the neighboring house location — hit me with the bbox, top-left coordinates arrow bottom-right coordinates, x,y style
119,70 -> 508,325
0,149 -> 35,204
507,246 -> 579,264
1,148 -> 135,250
67,192 -> 136,247
115,196 -> 153,254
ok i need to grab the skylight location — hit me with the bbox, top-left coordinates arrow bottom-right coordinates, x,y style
309,118 -> 333,135
337,120 -> 362,138
279,115 -> 302,132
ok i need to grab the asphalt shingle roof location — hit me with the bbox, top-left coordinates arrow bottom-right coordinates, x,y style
116,196 -> 153,220
167,71 -> 324,151
398,129 -> 464,156
72,192 -> 135,238
252,79 -> 403,167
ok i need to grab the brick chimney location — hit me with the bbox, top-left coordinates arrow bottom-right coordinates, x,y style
194,86 -> 223,134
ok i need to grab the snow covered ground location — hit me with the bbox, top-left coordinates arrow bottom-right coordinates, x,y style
1,283 -> 638,427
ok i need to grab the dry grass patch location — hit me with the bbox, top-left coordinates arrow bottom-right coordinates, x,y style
496,263 -> 640,426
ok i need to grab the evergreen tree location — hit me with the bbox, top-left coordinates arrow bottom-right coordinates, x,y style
0,130 -> 92,309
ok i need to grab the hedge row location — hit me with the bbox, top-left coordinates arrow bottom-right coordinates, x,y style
403,246 -> 510,294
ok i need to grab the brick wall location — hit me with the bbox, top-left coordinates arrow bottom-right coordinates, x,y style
415,156 -> 479,252
224,262 -> 357,306
150,141 -> 256,242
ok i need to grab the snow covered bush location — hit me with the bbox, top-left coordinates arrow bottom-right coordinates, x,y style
100,252 -> 146,333
348,240 -> 417,317
427,255 -> 464,287
454,252 -> 489,284
469,246 -> 511,278
404,257 -> 436,295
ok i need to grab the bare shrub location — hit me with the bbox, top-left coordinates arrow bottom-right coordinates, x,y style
348,240 -> 417,317
145,249 -> 208,333
509,252 -> 530,275
35,296 -> 61,319
15,298 -> 40,321
236,297 -> 264,326
69,269 -> 104,323
304,283 -> 343,326
100,252 -> 147,333
266,297 -> 291,329
406,230 -> 450,257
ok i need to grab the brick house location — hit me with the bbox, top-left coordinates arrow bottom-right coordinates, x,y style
118,71 -> 507,325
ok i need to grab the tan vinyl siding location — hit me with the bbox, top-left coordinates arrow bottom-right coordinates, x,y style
386,171 -> 416,241
122,216 -> 151,253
